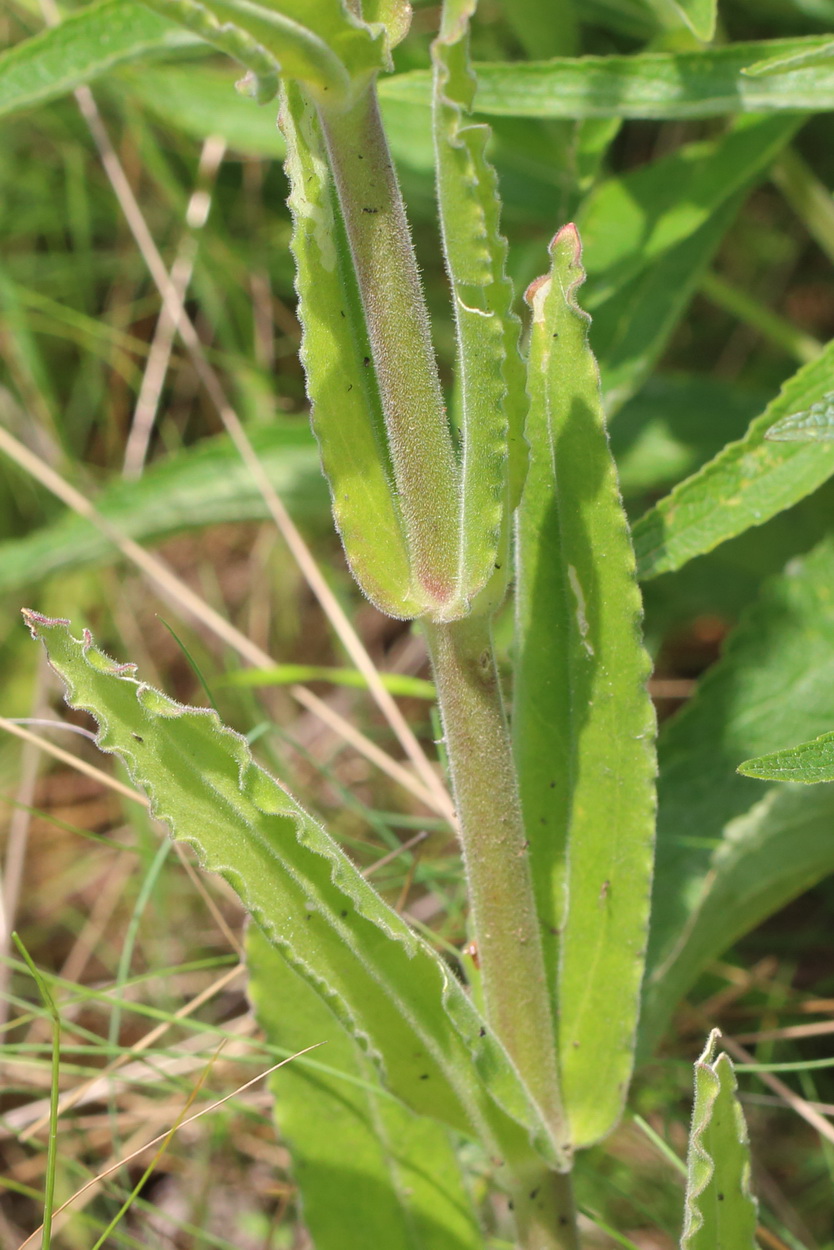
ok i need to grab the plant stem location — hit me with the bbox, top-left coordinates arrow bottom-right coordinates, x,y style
317,84 -> 461,611
424,614 -> 569,1155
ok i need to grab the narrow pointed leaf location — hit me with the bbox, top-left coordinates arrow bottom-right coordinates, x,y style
669,0 -> 716,41
378,38 -> 834,120
642,536 -> 834,1052
766,391 -> 834,441
0,1 -> 198,120
515,226 -> 656,1148
681,1031 -> 757,1250
738,730 -> 834,783
23,614 -> 555,1165
248,925 -> 483,1250
634,338 -> 834,580
432,0 -> 526,611
742,40 -> 834,77
281,81 -> 423,618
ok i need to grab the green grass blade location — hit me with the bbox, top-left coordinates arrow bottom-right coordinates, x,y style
681,1032 -> 757,1250
741,39 -> 834,76
432,0 -> 526,612
280,80 -> 426,619
634,339 -> 834,580
738,729 -> 834,783
0,0 -> 197,121
378,38 -> 834,119
23,614 -> 556,1166
642,535 -> 834,1052
0,426 -> 324,595
515,226 -> 656,1148
248,925 -> 484,1250
667,0 -> 717,40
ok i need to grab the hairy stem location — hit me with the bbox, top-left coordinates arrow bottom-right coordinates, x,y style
317,84 -> 461,610
424,614 -> 569,1156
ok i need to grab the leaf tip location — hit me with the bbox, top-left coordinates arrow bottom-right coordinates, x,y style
21,608 -> 70,638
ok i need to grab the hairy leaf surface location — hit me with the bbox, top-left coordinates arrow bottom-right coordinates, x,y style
23,615 -> 555,1165
681,1032 -> 757,1250
248,925 -> 483,1250
515,226 -> 656,1148
432,0 -> 526,612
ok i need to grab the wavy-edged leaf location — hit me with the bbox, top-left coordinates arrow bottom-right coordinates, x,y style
514,226 -> 656,1148
378,38 -> 834,119
0,1 -> 199,120
634,339 -> 834,580
248,925 -> 483,1250
642,536 -> 834,1052
681,1031 -> 757,1250
0,426 -> 324,595
766,390 -> 834,441
23,614 -> 555,1168
738,730 -> 834,783
280,80 -> 424,618
432,0 -> 526,613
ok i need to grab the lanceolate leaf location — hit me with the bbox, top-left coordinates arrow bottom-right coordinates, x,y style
742,39 -> 834,77
514,226 -> 656,1148
738,730 -> 834,783
642,536 -> 834,1052
248,926 -> 483,1250
23,614 -> 555,1166
667,0 -> 717,41
432,0 -> 526,611
681,1031 -> 757,1250
378,38 -> 834,119
280,81 -> 422,618
634,337 -> 834,580
0,1 -> 198,120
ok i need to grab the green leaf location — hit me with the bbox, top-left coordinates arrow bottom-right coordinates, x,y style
580,114 -> 801,310
514,226 -> 657,1148
248,925 -> 483,1250
741,39 -> 834,76
0,1 -> 199,121
765,390 -> 834,441
634,339 -> 834,580
738,730 -> 834,783
0,426 -> 324,595
432,0 -> 526,613
224,664 -> 436,698
681,1031 -> 757,1250
667,0 -> 717,40
642,536 -> 834,1052
378,38 -> 834,120
23,614 -> 555,1167
280,80 -> 426,619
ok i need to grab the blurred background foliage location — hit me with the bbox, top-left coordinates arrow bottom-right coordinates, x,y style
1,1 -> 834,1247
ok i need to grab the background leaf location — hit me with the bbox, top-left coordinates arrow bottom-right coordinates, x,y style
248,924 -> 483,1250
738,730 -> 834,783
514,226 -> 656,1148
634,338 -> 834,580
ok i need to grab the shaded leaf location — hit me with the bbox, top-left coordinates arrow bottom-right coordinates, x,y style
642,536 -> 834,1052
741,39 -> 834,76
668,0 -> 717,40
515,226 -> 656,1148
634,338 -> 834,580
681,1031 -> 757,1250
248,925 -> 483,1250
738,730 -> 834,783
23,615 -> 555,1166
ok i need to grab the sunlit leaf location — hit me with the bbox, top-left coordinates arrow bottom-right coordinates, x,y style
765,390 -> 834,441
515,226 -> 656,1148
738,730 -> 834,783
